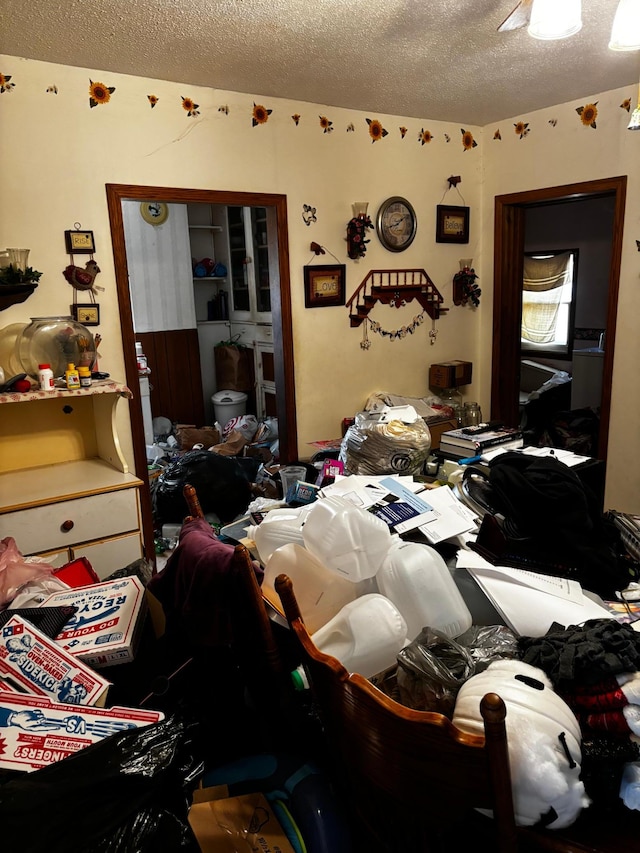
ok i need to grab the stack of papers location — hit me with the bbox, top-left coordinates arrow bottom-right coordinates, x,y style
456,548 -> 615,636
319,475 -> 478,544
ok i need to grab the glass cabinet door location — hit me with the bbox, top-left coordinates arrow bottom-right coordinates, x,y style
252,207 -> 271,314
227,206 -> 250,313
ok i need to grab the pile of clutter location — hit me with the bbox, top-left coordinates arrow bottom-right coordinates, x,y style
0,536 -> 158,775
241,473 -> 640,829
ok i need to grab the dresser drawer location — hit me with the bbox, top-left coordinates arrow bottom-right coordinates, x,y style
3,488 -> 140,556
74,532 -> 143,580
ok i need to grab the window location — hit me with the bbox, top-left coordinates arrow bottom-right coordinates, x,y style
521,250 -> 577,358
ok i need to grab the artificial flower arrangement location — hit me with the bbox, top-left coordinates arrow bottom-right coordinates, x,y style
346,213 -> 374,259
453,264 -> 481,307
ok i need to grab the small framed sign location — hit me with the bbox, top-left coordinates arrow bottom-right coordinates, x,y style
72,303 -> 100,326
435,205 -> 470,244
304,264 -> 346,308
65,230 -> 96,254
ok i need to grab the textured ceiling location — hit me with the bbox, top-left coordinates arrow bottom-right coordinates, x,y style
1,0 -> 638,125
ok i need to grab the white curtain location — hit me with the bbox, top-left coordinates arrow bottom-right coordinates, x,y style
521,252 -> 572,344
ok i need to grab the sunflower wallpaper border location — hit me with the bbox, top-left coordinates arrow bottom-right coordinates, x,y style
0,67 -> 635,156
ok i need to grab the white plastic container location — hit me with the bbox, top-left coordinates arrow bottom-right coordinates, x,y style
246,504 -> 314,565
264,543 -> 358,633
376,539 -> 472,640
211,389 -> 247,424
302,495 -> 392,582
311,594 -> 408,679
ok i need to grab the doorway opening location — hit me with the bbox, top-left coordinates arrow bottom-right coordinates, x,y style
492,176 -> 627,462
106,184 -> 297,561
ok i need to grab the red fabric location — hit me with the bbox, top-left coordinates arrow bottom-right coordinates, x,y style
147,518 -> 262,648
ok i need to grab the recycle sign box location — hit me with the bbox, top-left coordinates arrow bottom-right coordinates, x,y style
41,576 -> 148,669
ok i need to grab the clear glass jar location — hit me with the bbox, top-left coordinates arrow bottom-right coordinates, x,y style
463,401 -> 483,427
440,388 -> 464,425
15,317 -> 95,379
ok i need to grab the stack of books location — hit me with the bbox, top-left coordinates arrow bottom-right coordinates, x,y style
439,425 -> 523,459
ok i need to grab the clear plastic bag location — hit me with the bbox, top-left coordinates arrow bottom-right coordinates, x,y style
395,624 -> 518,716
339,410 -> 431,476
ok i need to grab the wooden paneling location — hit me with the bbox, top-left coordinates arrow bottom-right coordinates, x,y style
137,329 -> 205,425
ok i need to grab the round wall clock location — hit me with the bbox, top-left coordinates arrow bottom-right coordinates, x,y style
140,201 -> 169,226
376,197 -> 417,252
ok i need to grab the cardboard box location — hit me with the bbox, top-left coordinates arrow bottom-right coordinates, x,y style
0,615 -> 110,706
41,577 -> 147,668
429,360 -> 473,389
188,790 -> 296,853
0,690 -> 163,772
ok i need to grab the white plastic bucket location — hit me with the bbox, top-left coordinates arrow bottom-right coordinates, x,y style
302,495 -> 392,582
376,539 -> 472,640
246,504 -> 314,565
211,389 -> 247,424
264,543 -> 358,633
311,593 -> 408,678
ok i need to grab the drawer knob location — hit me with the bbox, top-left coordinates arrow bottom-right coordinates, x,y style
61,519 -> 75,532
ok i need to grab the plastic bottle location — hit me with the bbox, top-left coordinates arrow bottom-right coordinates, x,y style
38,363 -> 54,391
78,366 -> 92,388
264,543 -> 357,633
376,539 -> 472,640
310,594 -> 408,678
245,504 -> 315,565
302,495 -> 392,582
65,363 -> 80,390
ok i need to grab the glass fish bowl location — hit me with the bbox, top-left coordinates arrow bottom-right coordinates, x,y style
15,316 -> 95,379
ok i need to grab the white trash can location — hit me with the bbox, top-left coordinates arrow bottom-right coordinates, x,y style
211,389 -> 248,425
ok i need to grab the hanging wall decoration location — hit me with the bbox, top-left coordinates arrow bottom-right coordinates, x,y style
346,269 -> 448,350
304,243 -> 346,308
461,129 -> 477,151
181,96 -> 199,117
346,203 -> 374,259
319,115 -> 334,133
147,95 -> 159,108
302,204 -> 317,226
514,120 -> 530,139
452,261 -> 481,307
63,223 -> 104,322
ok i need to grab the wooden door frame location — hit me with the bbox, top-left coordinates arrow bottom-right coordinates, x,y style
492,176 -> 627,461
106,184 -> 297,561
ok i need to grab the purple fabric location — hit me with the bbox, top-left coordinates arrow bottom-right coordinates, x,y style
148,518 -> 262,647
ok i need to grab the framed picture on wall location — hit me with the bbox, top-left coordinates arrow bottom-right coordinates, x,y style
436,205 -> 470,244
72,303 -> 100,326
304,264 -> 346,308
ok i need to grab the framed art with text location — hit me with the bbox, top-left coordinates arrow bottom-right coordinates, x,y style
435,205 -> 470,244
304,264 -> 346,308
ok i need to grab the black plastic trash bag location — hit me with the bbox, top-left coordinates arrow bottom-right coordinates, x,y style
0,714 -> 202,853
154,449 -> 254,525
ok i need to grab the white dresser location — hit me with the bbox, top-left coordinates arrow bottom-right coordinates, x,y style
0,381 -> 144,579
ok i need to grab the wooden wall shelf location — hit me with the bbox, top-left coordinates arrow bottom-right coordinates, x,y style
0,283 -> 38,311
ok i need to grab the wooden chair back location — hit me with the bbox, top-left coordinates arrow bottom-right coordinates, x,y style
275,572 -> 519,852
181,484 -> 291,740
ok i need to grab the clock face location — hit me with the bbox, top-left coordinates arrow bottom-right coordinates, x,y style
140,202 -> 169,226
376,197 -> 417,252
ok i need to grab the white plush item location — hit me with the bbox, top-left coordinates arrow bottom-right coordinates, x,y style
453,659 -> 590,829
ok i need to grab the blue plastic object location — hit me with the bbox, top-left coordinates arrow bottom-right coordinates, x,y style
203,753 -> 352,853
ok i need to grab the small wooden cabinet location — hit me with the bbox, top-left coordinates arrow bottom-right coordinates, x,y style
0,382 -> 144,579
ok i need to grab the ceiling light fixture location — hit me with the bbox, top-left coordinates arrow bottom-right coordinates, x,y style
528,0 -> 582,40
609,0 -> 640,51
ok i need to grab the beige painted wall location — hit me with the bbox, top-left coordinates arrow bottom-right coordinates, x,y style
0,55 -> 638,511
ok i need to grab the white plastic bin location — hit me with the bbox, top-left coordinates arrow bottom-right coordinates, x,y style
246,504 -> 314,565
211,389 -> 247,424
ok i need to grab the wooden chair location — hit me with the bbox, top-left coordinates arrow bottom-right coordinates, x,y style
274,572 -> 519,853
